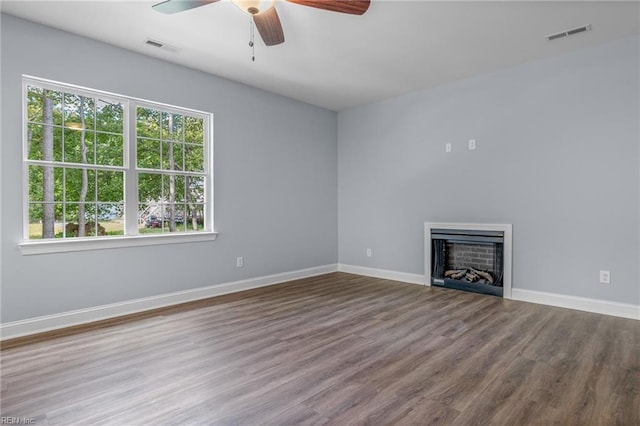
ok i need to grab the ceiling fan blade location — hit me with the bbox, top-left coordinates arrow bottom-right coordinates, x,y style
253,7 -> 285,46
152,0 -> 220,14
286,0 -> 370,15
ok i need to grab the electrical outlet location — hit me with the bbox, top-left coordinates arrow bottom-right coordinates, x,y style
236,257 -> 244,268
599,270 -> 610,284
366,248 -> 372,257
468,139 -> 476,150
445,143 -> 452,153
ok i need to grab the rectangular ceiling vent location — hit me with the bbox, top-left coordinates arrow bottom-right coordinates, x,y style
145,39 -> 179,53
546,24 -> 592,41
146,39 -> 164,48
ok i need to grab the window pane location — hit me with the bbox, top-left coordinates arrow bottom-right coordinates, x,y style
163,203 -> 184,232
27,124 -> 43,161
139,202 -> 164,234
64,168 -> 81,201
184,116 -> 204,145
162,112 -> 183,141
187,176 -> 205,203
97,170 -> 124,202
96,99 -> 123,134
63,127 -> 92,164
82,204 -> 99,236
187,204 -> 205,231
64,93 -> 94,131
28,166 -> 44,202
184,145 -> 204,172
29,166 -> 64,202
161,141 -> 184,171
53,167 -> 64,202
161,174 -> 184,204
161,141 -> 170,170
173,175 -> 186,203
64,206 -> 80,238
62,93 -> 84,129
173,142 -> 185,172
137,106 -> 161,139
138,203 -> 149,229
32,203 -> 64,239
96,133 -> 124,166
28,204 -> 44,239
64,168 -> 95,202
98,203 -> 124,236
26,85 -> 44,123
175,204 -> 186,232
137,138 -> 161,169
27,124 -> 63,162
43,89 -> 63,127
82,96 -> 96,131
138,173 -> 163,203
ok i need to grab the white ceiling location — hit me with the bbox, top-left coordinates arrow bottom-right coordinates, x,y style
2,1 -> 639,111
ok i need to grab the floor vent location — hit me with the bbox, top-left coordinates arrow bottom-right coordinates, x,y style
546,24 -> 591,41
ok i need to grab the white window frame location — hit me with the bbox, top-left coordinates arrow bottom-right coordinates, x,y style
18,76 -> 216,255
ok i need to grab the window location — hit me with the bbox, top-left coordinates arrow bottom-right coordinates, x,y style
21,76 -> 214,252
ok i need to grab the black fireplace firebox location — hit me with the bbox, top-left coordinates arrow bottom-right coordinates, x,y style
431,228 -> 504,297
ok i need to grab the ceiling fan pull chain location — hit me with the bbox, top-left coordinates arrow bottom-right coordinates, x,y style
249,17 -> 256,61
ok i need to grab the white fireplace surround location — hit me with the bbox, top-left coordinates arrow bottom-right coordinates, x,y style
424,222 -> 513,299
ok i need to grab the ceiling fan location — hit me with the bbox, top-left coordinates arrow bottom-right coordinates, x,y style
152,0 -> 370,46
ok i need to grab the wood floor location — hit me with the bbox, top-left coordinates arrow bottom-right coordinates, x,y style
1,272 -> 638,425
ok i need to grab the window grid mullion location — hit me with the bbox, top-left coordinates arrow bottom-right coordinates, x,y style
125,101 -> 138,236
24,160 -> 125,172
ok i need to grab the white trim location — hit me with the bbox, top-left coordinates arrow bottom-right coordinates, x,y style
21,75 -> 215,248
18,232 -> 219,255
339,263 -> 638,320
424,222 -> 513,299
0,264 -> 339,340
23,75 -> 209,117
511,288 -> 640,320
338,264 -> 425,285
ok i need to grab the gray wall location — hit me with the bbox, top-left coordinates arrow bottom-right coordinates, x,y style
338,36 -> 640,305
1,15 -> 338,323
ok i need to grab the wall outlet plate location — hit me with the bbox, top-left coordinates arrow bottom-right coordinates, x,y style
366,248 -> 372,257
445,143 -> 452,153
236,257 -> 244,268
599,270 -> 610,284
469,139 -> 476,150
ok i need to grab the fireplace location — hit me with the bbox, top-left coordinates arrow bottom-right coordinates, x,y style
424,223 -> 512,298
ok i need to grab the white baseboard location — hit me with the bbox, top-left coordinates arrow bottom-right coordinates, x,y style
338,264 -> 425,285
339,263 -> 639,320
511,288 -> 639,320
0,264 -> 339,341
3,264 -> 636,341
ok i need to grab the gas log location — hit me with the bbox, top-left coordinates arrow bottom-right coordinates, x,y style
444,268 -> 494,284
445,269 -> 466,279
470,268 -> 494,284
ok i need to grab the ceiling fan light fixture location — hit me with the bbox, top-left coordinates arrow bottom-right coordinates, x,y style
232,0 -> 275,15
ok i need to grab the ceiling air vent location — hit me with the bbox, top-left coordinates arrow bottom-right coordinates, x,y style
145,39 -> 178,52
146,39 -> 165,48
546,24 -> 592,41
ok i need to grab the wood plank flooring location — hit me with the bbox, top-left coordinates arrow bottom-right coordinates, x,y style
1,272 -> 638,425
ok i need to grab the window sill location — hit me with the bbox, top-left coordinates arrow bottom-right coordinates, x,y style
18,232 -> 218,255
